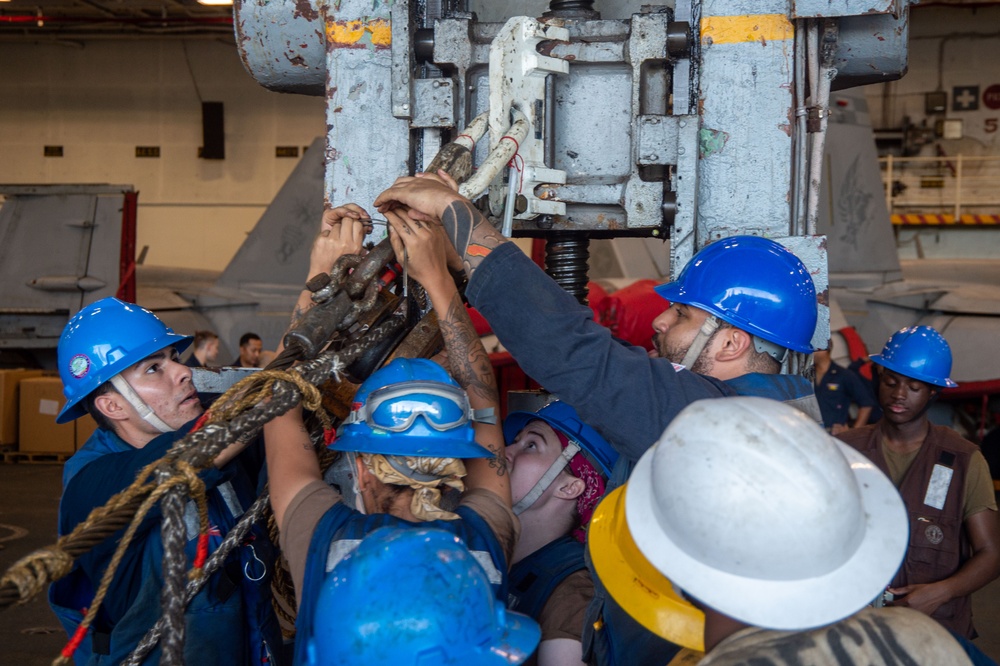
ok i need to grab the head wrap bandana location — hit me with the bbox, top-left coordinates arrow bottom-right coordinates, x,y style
552,431 -> 607,542
360,453 -> 466,522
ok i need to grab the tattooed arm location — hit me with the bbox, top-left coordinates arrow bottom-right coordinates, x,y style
278,204 -> 372,353
385,209 -> 511,506
374,175 -> 508,281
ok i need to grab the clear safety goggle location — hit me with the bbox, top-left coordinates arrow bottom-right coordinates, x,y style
344,381 -> 496,432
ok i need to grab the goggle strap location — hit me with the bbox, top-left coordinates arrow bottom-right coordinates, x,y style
472,407 -> 497,425
343,408 -> 366,426
512,441 -> 581,515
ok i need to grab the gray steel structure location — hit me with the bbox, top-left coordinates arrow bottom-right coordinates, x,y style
235,0 -> 917,355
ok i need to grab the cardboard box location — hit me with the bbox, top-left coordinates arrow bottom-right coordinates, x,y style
19,377 -> 75,454
75,414 -> 99,450
0,369 -> 45,446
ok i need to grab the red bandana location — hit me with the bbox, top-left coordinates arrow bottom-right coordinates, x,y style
554,430 -> 607,542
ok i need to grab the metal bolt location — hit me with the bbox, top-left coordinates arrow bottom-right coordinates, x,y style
679,120 -> 686,128
678,147 -> 685,155
402,104 -> 409,111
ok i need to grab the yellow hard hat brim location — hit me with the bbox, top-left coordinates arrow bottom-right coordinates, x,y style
588,485 -> 705,652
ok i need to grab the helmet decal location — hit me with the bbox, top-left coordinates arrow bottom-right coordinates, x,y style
69,354 -> 91,379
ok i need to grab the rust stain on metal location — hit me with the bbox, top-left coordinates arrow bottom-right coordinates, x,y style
816,287 -> 829,307
293,0 -> 320,22
287,54 -> 307,67
537,41 -> 557,57
333,106 -> 343,113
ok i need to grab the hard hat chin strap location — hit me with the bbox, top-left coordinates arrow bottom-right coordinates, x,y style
512,442 -> 581,515
679,315 -> 721,370
109,375 -> 174,434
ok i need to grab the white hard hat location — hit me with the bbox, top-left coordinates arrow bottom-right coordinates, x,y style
625,396 -> 907,631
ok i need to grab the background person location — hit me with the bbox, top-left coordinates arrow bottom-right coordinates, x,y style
233,332 -> 262,367
837,326 -> 1000,638
813,346 -> 876,433
185,329 -> 220,367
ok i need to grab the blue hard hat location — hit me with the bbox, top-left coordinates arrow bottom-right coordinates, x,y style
56,297 -> 192,424
306,527 -> 540,666
870,326 -> 958,389
654,236 -> 818,353
503,400 -> 618,479
334,358 -> 494,458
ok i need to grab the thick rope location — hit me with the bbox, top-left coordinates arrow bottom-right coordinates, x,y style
50,464 -> 210,666
159,483 -> 188,665
0,547 -> 74,602
124,493 -> 271,666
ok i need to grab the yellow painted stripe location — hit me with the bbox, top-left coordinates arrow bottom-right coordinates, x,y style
700,14 -> 793,45
890,214 -> 1000,226
326,18 -> 392,47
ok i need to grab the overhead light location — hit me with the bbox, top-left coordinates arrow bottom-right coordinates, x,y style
197,0 -> 233,5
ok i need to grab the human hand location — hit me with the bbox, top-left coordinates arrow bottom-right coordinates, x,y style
309,204 -> 373,275
415,169 -> 460,192
886,582 -> 952,616
374,175 -> 464,223
385,209 -> 453,295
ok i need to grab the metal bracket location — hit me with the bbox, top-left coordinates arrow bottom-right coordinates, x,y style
390,2 -> 413,118
636,115 -> 680,165
487,17 -> 570,219
411,78 -> 455,128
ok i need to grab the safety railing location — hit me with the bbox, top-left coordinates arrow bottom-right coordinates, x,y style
880,154 -> 1000,225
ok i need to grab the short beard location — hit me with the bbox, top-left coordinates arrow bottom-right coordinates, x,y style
658,328 -> 725,375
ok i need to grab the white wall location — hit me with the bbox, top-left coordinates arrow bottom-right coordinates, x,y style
0,39 -> 326,271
